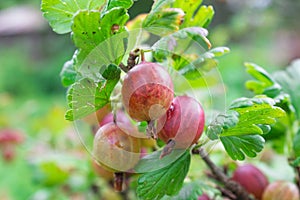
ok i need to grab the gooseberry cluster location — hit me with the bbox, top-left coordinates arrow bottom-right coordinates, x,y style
231,164 -> 300,200
91,56 -> 205,190
121,60 -> 205,148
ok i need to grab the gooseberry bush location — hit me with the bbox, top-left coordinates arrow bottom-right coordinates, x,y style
41,0 -> 300,199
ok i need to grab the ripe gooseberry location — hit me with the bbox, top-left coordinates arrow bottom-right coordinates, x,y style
0,129 -> 24,162
121,62 -> 174,122
157,96 -> 205,150
92,159 -> 114,181
99,110 -> 132,127
262,180 -> 299,200
232,164 -> 269,200
198,193 -> 211,200
99,111 -> 154,144
93,122 -> 141,173
83,104 -> 111,125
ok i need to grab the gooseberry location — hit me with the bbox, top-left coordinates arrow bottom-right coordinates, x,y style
99,110 -> 132,127
92,159 -> 114,181
262,180 -> 299,200
232,164 -> 269,200
83,104 -> 112,125
121,62 -> 174,122
0,129 -> 24,162
157,96 -> 205,149
198,193 -> 211,200
93,122 -> 141,172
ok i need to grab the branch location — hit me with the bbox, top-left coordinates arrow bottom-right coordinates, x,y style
193,148 -> 254,200
295,166 -> 300,191
216,186 -> 237,200
119,48 -> 141,72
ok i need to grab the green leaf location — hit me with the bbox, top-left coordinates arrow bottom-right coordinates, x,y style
173,0 -> 214,28
173,0 -> 201,24
72,9 -> 128,49
177,55 -> 218,80
245,62 -> 282,98
207,96 -> 286,160
206,124 -> 222,140
72,11 -> 104,50
274,59 -> 300,120
245,62 -> 296,122
224,96 -> 285,137
71,9 -> 129,75
152,27 -> 226,80
257,124 -> 271,134
223,98 -> 285,137
229,95 -> 276,108
293,129 -> 300,157
41,0 -> 105,34
65,64 -> 120,121
142,8 -> 184,36
209,47 -> 230,57
151,0 -> 174,12
137,151 -> 191,200
161,181 -> 203,200
104,0 -> 133,11
142,0 -> 184,36
100,8 -> 129,36
291,157 -> 300,167
33,161 -> 69,186
134,149 -> 186,173
192,5 -> 214,28
220,135 -> 265,161
60,59 -> 77,87
263,121 -> 287,154
153,27 -> 210,54
273,93 -> 295,118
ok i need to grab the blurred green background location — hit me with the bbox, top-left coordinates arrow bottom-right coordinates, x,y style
0,0 -> 299,199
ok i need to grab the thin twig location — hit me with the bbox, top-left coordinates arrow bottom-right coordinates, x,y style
146,120 -> 157,139
216,186 -> 237,200
193,148 -> 254,200
119,63 -> 129,72
118,48 -> 140,72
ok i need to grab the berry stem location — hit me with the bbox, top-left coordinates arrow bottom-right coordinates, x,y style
193,135 -> 211,149
140,49 -> 145,62
160,139 -> 176,159
193,148 -> 254,200
118,48 -> 140,72
146,120 -> 157,139
114,172 -> 124,192
119,63 -> 129,73
113,110 -> 117,124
